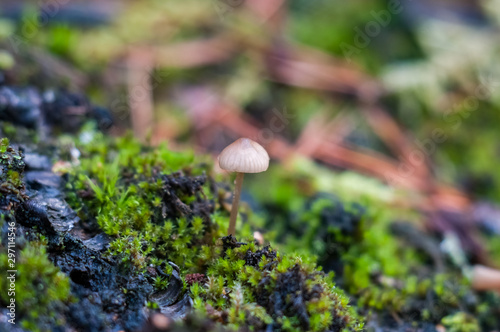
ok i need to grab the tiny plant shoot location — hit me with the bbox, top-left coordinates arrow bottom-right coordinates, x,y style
218,138 -> 269,235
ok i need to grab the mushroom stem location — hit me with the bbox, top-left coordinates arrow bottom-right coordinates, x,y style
228,172 -> 244,235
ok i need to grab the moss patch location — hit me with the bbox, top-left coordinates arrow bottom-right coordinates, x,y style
191,236 -> 362,331
60,130 -> 364,330
1,126 -> 498,331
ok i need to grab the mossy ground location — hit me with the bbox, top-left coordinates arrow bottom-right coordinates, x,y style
0,139 -> 71,331
0,1 -> 499,330
63,128 -> 363,331
0,125 -> 364,331
0,122 -> 499,331
250,163 -> 500,330
0,237 -> 71,331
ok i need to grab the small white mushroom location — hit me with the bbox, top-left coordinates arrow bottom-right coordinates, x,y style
471,265 -> 500,291
150,313 -> 172,329
253,231 -> 264,245
218,138 -> 269,235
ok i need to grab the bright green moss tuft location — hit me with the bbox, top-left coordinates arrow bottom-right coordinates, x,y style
0,240 -> 71,331
66,131 -> 220,271
187,237 -> 363,331
442,312 -> 480,332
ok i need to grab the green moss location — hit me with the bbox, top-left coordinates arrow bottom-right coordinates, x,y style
442,312 -> 480,332
0,138 -> 27,202
1,123 -> 494,329
243,159 -> 500,325
65,131 -> 217,271
189,238 -> 362,331
62,129 -> 363,330
0,240 -> 71,331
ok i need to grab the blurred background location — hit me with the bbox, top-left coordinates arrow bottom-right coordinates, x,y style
1,0 -> 500,328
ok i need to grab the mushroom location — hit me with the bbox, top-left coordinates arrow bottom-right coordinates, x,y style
253,231 -> 264,245
471,265 -> 500,292
218,138 -> 269,235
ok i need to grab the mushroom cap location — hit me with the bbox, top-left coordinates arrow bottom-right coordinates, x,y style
471,265 -> 500,291
218,138 -> 269,173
